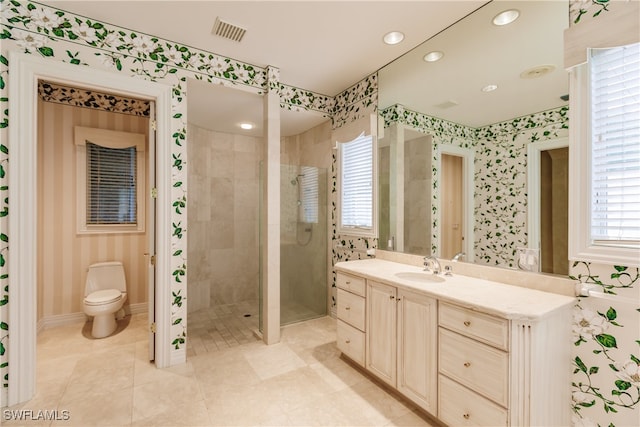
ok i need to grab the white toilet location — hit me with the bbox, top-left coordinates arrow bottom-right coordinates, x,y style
83,261 -> 128,338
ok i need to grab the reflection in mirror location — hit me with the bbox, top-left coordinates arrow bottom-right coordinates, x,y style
377,0 -> 569,274
379,125 -> 432,255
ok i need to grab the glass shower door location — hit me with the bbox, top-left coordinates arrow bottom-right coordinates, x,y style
280,164 -> 327,325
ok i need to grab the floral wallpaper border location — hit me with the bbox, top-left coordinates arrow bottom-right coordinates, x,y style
38,80 -> 151,116
0,0 -> 355,402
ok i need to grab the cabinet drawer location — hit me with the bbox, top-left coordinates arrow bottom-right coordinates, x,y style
336,272 -> 365,297
337,288 -> 365,330
439,328 -> 509,407
337,320 -> 365,366
439,375 -> 508,427
439,302 -> 509,350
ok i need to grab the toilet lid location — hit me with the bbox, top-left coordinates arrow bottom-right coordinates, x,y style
85,289 -> 122,305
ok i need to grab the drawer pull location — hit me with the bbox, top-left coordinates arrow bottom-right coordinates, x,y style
345,306 -> 351,310
463,320 -> 471,327
346,281 -> 351,284
463,413 -> 470,420
464,362 -> 471,367
345,339 -> 351,344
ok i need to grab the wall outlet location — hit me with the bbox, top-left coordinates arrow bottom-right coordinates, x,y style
516,247 -> 540,272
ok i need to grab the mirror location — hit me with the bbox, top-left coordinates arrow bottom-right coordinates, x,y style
378,0 -> 570,273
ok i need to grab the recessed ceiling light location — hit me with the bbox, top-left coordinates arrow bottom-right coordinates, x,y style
383,31 -> 404,45
520,65 -> 555,79
481,84 -> 498,92
492,9 -> 520,26
423,51 -> 444,62
239,122 -> 254,130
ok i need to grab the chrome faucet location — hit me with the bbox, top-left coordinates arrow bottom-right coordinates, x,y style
423,255 -> 442,274
452,251 -> 466,262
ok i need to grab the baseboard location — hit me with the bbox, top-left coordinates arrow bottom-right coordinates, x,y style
37,302 -> 148,331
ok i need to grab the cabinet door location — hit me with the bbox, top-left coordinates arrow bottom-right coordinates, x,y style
397,289 -> 438,413
366,281 -> 397,387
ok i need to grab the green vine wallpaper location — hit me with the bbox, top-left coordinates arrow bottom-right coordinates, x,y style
381,104 -> 568,264
0,0 -> 350,405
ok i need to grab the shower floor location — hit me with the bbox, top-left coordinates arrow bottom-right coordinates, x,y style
187,300 -> 260,357
187,299 -> 327,356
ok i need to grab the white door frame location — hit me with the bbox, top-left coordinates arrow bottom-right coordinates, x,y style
526,137 -> 569,251
437,145 -> 475,262
8,52 -> 174,406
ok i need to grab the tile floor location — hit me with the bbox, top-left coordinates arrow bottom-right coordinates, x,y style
6,313 -> 439,426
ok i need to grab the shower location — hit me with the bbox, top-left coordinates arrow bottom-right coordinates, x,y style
278,164 -> 327,325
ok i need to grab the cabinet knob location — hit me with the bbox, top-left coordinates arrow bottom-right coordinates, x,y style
463,413 -> 470,420
463,320 -> 471,327
389,295 -> 395,300
345,339 -> 351,344
345,306 -> 351,310
346,281 -> 351,284
464,362 -> 471,368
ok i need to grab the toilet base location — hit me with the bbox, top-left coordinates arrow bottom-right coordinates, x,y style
91,313 -> 117,339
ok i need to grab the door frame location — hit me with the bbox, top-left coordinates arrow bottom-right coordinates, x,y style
526,137 -> 569,252
7,52 -> 174,406
437,145 -> 474,261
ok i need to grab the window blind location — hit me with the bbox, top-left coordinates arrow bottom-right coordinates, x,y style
87,142 -> 138,225
341,134 -> 373,229
590,42 -> 640,243
299,166 -> 319,223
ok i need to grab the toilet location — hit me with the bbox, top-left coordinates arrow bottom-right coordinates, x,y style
83,261 -> 128,338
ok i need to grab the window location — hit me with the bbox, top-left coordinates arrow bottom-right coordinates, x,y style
590,43 -> 640,245
75,126 -> 146,234
299,166 -> 319,224
338,133 -> 377,236
569,42 -> 640,266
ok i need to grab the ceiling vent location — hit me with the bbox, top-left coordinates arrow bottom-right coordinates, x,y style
435,100 -> 459,109
212,17 -> 246,42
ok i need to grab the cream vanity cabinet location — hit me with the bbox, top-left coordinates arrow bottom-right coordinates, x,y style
366,280 -> 438,413
336,272 -> 366,366
335,259 -> 573,426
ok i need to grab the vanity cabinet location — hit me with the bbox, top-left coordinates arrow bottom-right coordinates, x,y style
336,272 -> 366,366
366,280 -> 438,413
335,259 -> 573,426
438,303 -> 509,425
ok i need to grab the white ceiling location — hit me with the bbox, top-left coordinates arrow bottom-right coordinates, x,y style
379,0 -> 569,128
43,0 -> 566,136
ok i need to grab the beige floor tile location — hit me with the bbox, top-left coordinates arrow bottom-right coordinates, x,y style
284,392 -> 360,427
25,312 -> 435,427
52,386 -> 133,426
386,410 -> 441,427
242,342 -> 307,380
309,356 -> 370,391
132,374 -> 203,422
203,383 -> 286,426
131,399 -> 211,426
259,366 -> 335,413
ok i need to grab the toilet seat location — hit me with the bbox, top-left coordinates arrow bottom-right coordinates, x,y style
84,289 -> 122,305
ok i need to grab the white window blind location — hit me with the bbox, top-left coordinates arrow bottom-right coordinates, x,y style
590,42 -> 640,244
299,166 -> 318,223
87,142 -> 138,225
341,134 -> 373,229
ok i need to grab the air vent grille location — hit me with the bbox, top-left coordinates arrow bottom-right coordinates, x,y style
212,17 -> 246,42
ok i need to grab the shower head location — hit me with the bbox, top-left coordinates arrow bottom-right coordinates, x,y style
291,174 -> 305,185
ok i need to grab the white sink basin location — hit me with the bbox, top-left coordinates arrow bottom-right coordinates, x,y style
394,271 -> 445,284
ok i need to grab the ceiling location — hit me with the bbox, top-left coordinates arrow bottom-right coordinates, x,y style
378,0 -> 569,128
41,1 -> 496,136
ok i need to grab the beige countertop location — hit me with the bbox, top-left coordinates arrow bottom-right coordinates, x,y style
335,258 -> 576,321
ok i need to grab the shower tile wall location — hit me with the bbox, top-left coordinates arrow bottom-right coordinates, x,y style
187,124 -> 262,313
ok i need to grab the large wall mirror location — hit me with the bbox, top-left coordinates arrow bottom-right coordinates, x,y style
378,0 -> 570,275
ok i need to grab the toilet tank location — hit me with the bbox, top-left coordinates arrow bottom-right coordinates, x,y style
85,261 -> 127,296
